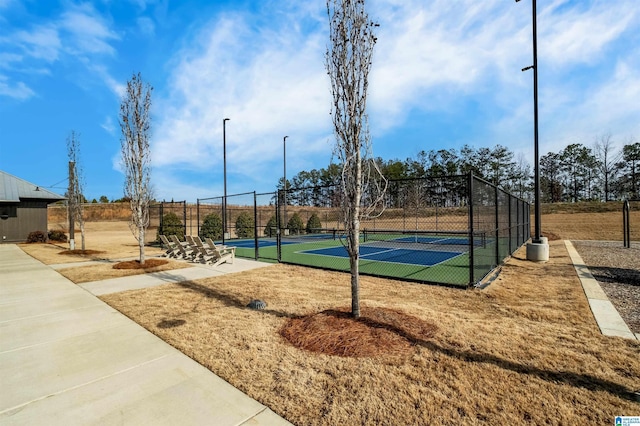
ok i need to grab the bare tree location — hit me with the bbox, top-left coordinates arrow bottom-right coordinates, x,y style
593,133 -> 622,202
326,0 -> 386,318
67,130 -> 86,250
119,72 -> 153,265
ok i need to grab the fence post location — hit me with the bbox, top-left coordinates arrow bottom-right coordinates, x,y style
468,173 -> 475,285
276,190 -> 282,262
508,194 -> 513,253
495,186 -> 499,266
253,192 -> 259,260
623,200 -> 630,248
196,200 -> 200,237
182,202 -> 187,238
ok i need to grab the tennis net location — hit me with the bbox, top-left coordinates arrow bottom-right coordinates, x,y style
362,229 -> 487,251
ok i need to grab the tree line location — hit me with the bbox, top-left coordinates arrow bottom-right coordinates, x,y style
279,136 -> 640,204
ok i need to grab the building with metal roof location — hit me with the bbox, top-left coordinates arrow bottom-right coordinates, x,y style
0,171 -> 65,243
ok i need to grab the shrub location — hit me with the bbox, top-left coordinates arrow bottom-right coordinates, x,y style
306,213 -> 322,234
158,212 -> 184,241
235,212 -> 255,238
48,230 -> 68,242
27,231 -> 46,243
287,213 -> 304,235
264,215 -> 277,237
200,213 -> 222,240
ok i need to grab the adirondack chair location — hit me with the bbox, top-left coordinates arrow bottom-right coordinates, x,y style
204,237 -> 236,266
170,235 -> 196,260
159,235 -> 180,258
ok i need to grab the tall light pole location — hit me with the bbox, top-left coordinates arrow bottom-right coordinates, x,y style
223,118 -> 230,244
283,135 -> 289,229
518,0 -> 548,261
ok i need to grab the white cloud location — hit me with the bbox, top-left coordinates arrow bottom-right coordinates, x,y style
0,74 -> 34,100
101,115 -> 116,134
540,0 -> 637,68
136,16 -> 155,36
89,64 -> 125,97
59,3 -> 120,56
153,13 -> 332,183
12,24 -> 61,62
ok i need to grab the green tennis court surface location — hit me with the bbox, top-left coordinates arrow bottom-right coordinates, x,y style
227,231 -> 495,287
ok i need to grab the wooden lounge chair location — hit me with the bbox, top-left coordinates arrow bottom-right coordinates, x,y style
204,238 -> 236,261
170,235 -> 196,260
159,235 -> 180,258
185,235 -> 204,261
204,238 -> 236,266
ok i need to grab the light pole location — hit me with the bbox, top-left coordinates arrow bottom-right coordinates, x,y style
283,136 -> 288,229
518,0 -> 548,261
223,118 -> 230,244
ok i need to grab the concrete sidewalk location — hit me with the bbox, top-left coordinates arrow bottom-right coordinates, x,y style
0,244 -> 292,425
565,240 -> 638,340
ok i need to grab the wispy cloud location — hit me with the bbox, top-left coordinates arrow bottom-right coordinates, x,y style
0,2 -> 121,99
136,16 -> 155,36
540,0 -> 637,68
153,12 -> 331,181
101,115 -> 116,134
59,3 -> 119,56
0,74 -> 35,100
11,24 -> 61,62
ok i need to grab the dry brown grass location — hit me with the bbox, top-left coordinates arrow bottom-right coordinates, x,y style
101,241 -> 640,425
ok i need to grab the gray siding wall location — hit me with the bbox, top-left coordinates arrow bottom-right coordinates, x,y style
0,200 -> 49,243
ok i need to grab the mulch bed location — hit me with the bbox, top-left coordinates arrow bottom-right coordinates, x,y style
113,259 -> 169,270
280,306 -> 438,358
59,249 -> 105,256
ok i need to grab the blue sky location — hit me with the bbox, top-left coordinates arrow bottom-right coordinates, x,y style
1,0 -> 638,202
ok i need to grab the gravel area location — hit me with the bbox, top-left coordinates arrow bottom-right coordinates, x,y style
572,240 -> 640,335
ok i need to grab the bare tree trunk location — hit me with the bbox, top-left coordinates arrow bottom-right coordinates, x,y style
120,72 -> 153,265
326,0 -> 386,318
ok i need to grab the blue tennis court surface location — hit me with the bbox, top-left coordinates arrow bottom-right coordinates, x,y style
302,245 -> 461,267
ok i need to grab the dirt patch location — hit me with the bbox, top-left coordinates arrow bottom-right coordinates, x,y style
542,231 -> 561,241
280,307 -> 437,358
113,259 -> 169,270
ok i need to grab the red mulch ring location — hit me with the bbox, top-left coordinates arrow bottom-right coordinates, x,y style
280,306 -> 438,358
113,259 -> 169,270
59,249 -> 105,256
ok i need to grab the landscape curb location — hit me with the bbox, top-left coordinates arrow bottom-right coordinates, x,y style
564,240 -> 637,340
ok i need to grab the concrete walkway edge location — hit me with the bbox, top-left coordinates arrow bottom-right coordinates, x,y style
564,240 -> 638,340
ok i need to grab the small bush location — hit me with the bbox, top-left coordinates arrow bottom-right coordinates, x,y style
158,212 -> 185,241
48,230 -> 68,242
235,212 -> 255,238
27,231 -> 46,243
306,213 -> 322,234
200,213 -> 222,240
264,215 -> 277,237
287,213 -> 304,235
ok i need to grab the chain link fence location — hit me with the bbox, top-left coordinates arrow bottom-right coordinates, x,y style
179,174 -> 530,287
